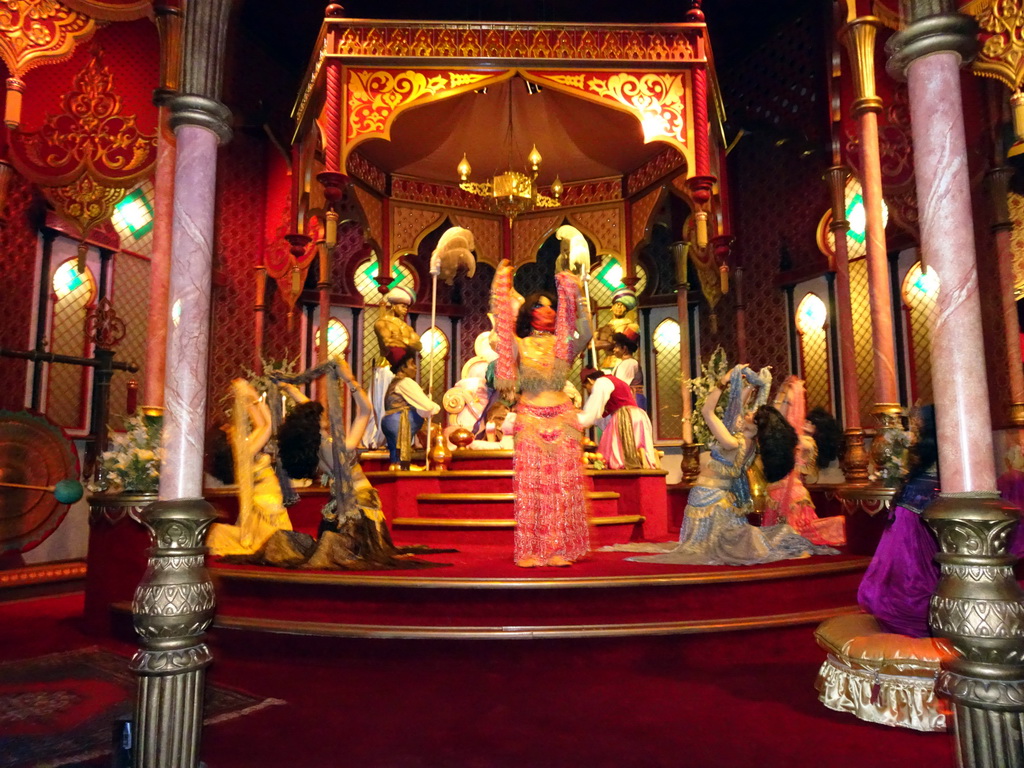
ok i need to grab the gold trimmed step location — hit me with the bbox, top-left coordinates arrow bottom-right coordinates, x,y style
392,514 -> 643,528
204,604 -> 862,639
209,556 -> 870,589
416,491 -> 620,503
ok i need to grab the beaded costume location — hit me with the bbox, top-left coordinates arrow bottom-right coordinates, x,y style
492,268 -> 590,563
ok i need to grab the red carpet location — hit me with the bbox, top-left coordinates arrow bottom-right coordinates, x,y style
0,592 -> 957,768
0,640 -> 282,768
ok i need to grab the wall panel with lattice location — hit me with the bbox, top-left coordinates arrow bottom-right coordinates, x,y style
901,261 -> 938,405
653,317 -> 683,442
795,290 -> 831,414
46,258 -> 96,432
0,177 -> 41,410
209,136 -> 266,422
108,252 -> 150,425
848,255 -> 876,426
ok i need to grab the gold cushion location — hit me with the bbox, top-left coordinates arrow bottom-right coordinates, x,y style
815,613 -> 955,677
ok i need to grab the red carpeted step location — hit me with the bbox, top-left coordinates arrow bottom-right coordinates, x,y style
201,552 -> 870,638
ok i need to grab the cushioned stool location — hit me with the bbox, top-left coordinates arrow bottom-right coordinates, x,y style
814,613 -> 956,732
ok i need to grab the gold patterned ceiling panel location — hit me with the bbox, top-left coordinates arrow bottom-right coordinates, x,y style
450,212 -> 502,268
630,186 -> 663,256
390,204 -> 444,257
512,213 -> 561,267
350,184 -> 384,253
569,206 -> 624,259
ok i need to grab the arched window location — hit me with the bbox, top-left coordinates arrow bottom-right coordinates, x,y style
314,317 -> 350,361
47,260 -> 96,431
354,254 -> 415,383
419,326 -> 449,407
795,292 -> 830,412
652,318 -> 682,441
902,262 -> 940,403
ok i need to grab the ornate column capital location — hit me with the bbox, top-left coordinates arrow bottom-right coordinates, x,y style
167,0 -> 233,143
886,2 -> 978,82
840,17 -> 885,116
986,166 -> 1015,232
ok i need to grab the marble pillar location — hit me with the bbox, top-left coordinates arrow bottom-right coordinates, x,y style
131,1 -> 233,766
825,166 -> 870,482
842,17 -> 902,427
889,6 -> 1024,766
143,110 -> 175,410
159,124 -> 219,501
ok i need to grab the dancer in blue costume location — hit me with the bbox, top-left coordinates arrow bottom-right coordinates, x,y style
625,364 -> 837,565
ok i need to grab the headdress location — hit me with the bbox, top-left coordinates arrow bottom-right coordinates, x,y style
581,367 -> 604,382
385,286 -> 416,306
611,288 -> 637,311
612,327 -> 640,351
722,365 -> 773,434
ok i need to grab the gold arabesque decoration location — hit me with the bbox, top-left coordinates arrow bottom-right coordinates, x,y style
962,0 -> 1024,91
0,0 -> 96,127
345,68 -> 494,158
8,47 -> 157,265
532,70 -> 691,159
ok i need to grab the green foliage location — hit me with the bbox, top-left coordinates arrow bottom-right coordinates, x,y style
684,346 -> 729,447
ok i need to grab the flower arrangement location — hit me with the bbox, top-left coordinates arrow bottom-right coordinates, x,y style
684,346 -> 730,447
89,414 -> 162,493
869,423 -> 911,487
239,357 -> 300,400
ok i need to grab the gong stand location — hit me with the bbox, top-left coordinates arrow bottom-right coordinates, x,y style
0,298 -> 137,476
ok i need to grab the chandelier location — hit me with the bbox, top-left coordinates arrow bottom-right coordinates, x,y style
456,81 -> 562,220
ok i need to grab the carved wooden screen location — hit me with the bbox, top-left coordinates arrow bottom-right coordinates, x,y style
315,317 -> 351,363
420,327 -> 449,408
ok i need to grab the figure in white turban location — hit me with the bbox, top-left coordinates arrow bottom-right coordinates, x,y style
594,287 -> 640,371
366,285 -> 420,449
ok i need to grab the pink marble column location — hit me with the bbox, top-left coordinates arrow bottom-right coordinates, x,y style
159,124 -> 220,501
842,17 -> 901,417
827,170 -> 862,432
825,166 -> 870,483
143,108 -> 175,409
905,53 -> 996,493
859,111 -> 901,410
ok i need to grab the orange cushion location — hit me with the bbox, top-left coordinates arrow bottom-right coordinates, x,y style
815,613 -> 955,677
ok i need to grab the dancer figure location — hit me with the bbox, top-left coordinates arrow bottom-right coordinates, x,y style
857,406 -> 940,637
594,287 -> 639,371
578,368 -> 658,470
763,377 -> 846,546
367,286 -> 420,448
625,365 -> 837,565
206,379 -> 293,556
491,259 -> 593,567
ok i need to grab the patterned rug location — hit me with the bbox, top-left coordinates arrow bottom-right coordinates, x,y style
0,647 -> 283,768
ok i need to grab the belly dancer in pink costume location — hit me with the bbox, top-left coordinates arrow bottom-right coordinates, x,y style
763,377 -> 846,547
491,259 -> 593,567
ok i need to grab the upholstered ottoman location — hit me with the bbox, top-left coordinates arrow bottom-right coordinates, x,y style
814,613 -> 955,732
